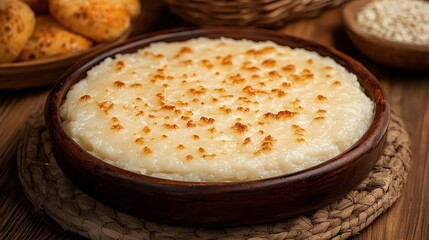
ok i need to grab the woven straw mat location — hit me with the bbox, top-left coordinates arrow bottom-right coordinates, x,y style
17,106 -> 411,240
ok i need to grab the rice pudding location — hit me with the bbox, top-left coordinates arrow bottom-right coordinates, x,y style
60,37 -> 374,182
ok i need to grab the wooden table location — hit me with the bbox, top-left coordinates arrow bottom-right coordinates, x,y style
1,6 -> 427,240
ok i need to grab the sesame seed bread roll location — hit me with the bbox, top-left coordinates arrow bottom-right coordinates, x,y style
116,0 -> 141,18
0,0 -> 35,63
18,15 -> 93,61
49,0 -> 131,42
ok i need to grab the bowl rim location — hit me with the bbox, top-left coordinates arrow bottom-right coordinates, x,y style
45,27 -> 391,192
342,0 -> 429,53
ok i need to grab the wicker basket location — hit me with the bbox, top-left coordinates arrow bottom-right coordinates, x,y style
163,0 -> 348,27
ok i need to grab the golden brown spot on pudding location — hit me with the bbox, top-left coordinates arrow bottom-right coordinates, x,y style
291,124 -> 305,136
143,51 -> 163,58
185,154 -> 193,161
268,70 -> 282,78
185,120 -> 195,128
281,82 -> 291,88
113,81 -> 125,88
271,88 -> 286,98
135,137 -> 145,144
130,83 -> 142,88
199,117 -> 215,124
111,124 -> 123,130
296,138 -> 305,143
142,146 -> 152,155
262,59 -> 276,67
97,101 -> 114,115
175,47 -> 193,58
317,95 -> 328,101
203,154 -> 216,159
198,147 -> 206,154
192,135 -> 200,140
317,109 -> 327,114
79,95 -> 91,102
182,59 -> 193,65
163,124 -> 179,130
332,80 -> 341,86
261,135 -> 275,151
243,137 -> 252,145
161,105 -> 176,111
136,110 -> 144,117
307,59 -> 313,65
245,46 -> 275,56
263,110 -> 297,120
242,66 -> 260,72
282,64 -> 295,72
177,144 -> 185,149
228,74 -> 246,84
201,59 -> 213,69
208,127 -> 216,134
242,85 -> 256,96
219,106 -> 232,114
251,74 -> 260,80
142,126 -> 151,134
289,74 -> 300,82
188,86 -> 207,95
301,68 -> 314,80
221,55 -> 233,66
115,60 -> 125,71
237,107 -> 250,112
232,122 -> 248,133
314,116 -> 326,120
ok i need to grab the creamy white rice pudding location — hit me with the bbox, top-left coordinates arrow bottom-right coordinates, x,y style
60,37 -> 374,182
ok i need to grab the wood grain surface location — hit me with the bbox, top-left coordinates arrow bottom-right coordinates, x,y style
1,6 -> 428,240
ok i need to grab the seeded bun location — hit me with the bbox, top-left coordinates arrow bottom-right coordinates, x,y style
116,0 -> 141,18
49,0 -> 131,42
18,15 -> 93,61
0,0 -> 35,63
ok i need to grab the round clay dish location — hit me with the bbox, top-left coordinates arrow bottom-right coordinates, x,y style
45,28 -> 390,227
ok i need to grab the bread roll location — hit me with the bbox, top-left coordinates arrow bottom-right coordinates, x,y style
18,15 -> 93,61
0,0 -> 35,63
49,0 -> 131,42
117,0 -> 141,18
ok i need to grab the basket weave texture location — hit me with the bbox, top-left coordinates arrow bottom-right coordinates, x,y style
17,106 -> 410,240
163,0 -> 348,27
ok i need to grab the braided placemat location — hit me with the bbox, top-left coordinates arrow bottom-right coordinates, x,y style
17,106 -> 411,240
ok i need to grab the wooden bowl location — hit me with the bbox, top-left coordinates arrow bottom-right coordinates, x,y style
342,0 -> 429,71
45,28 -> 390,227
0,31 -> 130,90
